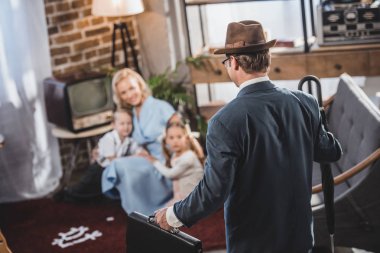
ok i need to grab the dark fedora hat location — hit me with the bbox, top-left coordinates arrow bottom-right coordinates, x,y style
214,20 -> 277,55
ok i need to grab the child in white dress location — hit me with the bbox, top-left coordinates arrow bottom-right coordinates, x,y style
143,121 -> 205,206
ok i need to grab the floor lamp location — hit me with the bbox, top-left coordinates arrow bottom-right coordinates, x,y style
92,0 -> 144,74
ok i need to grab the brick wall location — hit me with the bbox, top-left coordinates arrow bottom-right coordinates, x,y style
44,0 -> 142,175
44,0 -> 141,77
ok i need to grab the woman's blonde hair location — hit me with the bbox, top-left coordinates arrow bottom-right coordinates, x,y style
112,68 -> 151,109
162,121 -> 205,168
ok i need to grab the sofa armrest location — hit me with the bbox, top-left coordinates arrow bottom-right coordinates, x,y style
312,148 -> 380,194
322,95 -> 335,109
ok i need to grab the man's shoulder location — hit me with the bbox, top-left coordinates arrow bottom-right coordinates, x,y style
209,87 -> 318,125
209,98 -> 245,128
288,88 -> 319,109
289,88 -> 310,98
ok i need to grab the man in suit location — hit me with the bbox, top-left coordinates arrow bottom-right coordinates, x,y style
155,20 -> 342,253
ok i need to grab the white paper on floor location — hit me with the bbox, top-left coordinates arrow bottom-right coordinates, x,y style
51,226 -> 102,248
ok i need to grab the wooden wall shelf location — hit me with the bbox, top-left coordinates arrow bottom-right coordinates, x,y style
188,44 -> 380,83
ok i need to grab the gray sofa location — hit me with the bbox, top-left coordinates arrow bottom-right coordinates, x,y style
312,73 -> 380,252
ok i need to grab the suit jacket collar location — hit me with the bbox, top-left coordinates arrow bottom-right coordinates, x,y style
237,80 -> 276,98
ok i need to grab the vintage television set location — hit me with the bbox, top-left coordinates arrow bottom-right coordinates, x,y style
44,72 -> 114,133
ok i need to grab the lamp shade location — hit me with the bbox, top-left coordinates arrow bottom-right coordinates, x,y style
92,0 -> 144,17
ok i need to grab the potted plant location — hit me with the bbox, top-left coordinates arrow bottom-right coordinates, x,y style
147,63 -> 208,151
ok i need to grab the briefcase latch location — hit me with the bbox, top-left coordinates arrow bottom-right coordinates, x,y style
148,215 -> 180,234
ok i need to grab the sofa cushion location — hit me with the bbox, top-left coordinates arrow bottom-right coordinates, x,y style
326,73 -> 380,188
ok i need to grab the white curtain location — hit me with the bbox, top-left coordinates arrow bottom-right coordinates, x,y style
0,0 -> 62,202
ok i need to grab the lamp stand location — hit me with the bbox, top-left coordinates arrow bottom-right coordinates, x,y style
111,22 -> 141,74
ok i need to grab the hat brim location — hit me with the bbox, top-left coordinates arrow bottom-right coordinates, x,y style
213,39 -> 277,55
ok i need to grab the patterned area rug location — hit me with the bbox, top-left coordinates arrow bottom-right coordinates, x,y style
0,198 -> 225,253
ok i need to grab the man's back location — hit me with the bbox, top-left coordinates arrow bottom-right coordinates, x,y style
157,20 -> 341,253
174,80 -> 341,253
213,81 -> 318,252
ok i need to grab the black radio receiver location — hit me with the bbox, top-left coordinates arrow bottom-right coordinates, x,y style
316,2 -> 380,46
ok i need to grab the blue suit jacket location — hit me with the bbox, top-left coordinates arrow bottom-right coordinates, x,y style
174,81 -> 342,253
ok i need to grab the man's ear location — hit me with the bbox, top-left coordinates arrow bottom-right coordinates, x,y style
232,57 -> 239,71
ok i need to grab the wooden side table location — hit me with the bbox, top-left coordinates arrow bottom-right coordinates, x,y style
52,124 -> 112,189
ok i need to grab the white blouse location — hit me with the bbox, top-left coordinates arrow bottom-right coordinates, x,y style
153,150 -> 204,197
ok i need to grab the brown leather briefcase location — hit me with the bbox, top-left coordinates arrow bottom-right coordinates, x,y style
126,212 -> 202,253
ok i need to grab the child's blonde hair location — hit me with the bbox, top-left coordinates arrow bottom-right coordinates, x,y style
112,108 -> 133,123
162,122 -> 205,168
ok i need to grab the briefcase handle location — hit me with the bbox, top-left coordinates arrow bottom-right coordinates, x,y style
148,215 -> 180,234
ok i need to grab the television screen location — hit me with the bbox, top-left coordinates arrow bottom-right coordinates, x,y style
67,77 -> 113,117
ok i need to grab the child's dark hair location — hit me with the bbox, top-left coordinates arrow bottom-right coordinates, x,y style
162,121 -> 205,167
